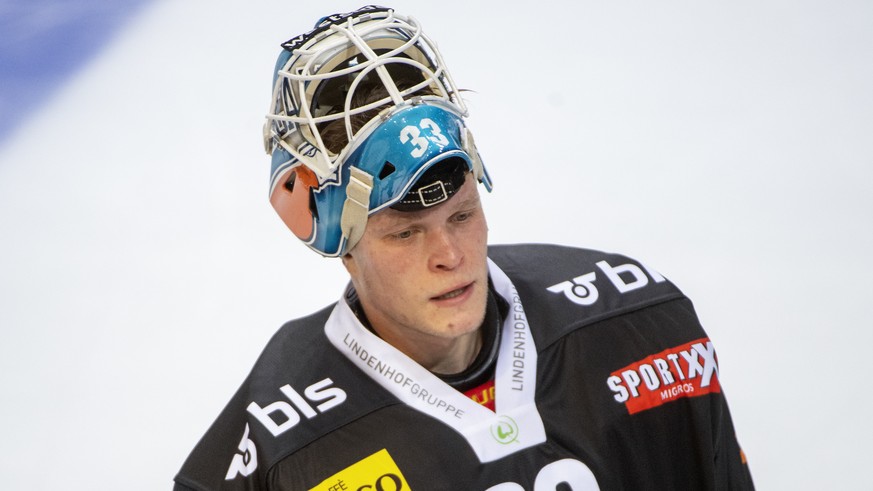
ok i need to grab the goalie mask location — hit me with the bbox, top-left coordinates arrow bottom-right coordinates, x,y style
263,5 -> 492,257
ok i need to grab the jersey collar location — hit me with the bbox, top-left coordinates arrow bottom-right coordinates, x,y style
323,258 -> 546,462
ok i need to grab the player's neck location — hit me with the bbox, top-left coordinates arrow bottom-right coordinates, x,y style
377,325 -> 483,375
345,285 -> 488,374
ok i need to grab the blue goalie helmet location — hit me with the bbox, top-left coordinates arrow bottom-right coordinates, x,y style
263,5 -> 492,257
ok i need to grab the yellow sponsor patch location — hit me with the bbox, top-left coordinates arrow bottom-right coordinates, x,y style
309,449 -> 410,491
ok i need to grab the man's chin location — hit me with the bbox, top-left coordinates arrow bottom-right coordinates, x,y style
437,307 -> 488,340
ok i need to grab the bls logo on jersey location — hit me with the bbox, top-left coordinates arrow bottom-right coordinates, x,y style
546,259 -> 666,306
607,338 -> 721,415
248,377 -> 347,437
227,378 -> 348,480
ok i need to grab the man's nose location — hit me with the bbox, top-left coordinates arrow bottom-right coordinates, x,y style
428,227 -> 462,271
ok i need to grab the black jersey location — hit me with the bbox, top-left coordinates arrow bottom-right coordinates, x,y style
175,244 -> 754,490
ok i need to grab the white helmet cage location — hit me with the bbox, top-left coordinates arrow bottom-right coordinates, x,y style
263,6 -> 469,184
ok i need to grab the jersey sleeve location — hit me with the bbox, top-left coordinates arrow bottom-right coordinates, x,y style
714,391 -> 756,488
489,243 -> 755,489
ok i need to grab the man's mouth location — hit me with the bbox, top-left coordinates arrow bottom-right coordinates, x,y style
433,284 -> 471,301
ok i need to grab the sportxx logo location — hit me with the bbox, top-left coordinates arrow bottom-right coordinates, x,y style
546,259 -> 666,306
607,338 -> 720,414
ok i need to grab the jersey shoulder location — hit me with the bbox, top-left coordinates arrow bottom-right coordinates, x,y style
175,304 -> 398,490
488,243 -> 687,350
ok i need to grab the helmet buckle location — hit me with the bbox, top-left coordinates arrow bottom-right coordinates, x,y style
417,180 -> 448,208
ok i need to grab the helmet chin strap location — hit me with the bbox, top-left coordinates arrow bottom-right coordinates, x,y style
340,166 -> 374,254
462,128 -> 492,191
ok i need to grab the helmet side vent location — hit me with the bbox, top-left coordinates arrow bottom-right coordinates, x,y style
283,173 -> 297,191
309,191 -> 319,220
378,161 -> 396,180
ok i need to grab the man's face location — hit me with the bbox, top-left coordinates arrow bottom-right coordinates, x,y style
342,173 -> 489,360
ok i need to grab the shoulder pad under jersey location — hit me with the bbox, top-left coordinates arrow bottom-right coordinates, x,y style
488,244 -> 686,350
175,303 -> 398,490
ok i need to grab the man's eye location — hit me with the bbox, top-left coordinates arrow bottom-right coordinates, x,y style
393,230 -> 413,240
